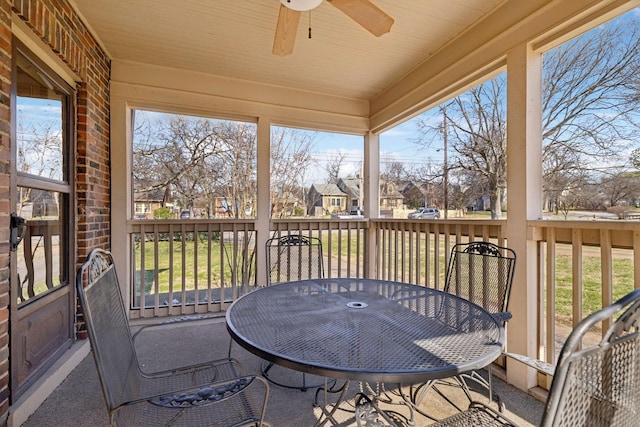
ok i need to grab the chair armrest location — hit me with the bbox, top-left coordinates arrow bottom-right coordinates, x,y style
504,352 -> 555,376
493,311 -> 512,323
140,356 -> 243,380
132,314 -> 217,340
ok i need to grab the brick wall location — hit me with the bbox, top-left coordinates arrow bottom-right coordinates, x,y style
0,0 -> 111,423
0,2 -> 12,423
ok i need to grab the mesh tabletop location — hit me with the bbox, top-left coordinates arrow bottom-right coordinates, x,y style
226,278 -> 504,383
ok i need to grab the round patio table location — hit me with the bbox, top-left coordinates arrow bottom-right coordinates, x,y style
226,278 -> 504,384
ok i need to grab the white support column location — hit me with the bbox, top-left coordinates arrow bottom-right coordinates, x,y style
363,131 -> 380,278
255,117 -> 271,287
506,43 -> 543,391
110,98 -> 131,311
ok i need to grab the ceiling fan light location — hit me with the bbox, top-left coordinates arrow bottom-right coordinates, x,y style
280,0 -> 323,12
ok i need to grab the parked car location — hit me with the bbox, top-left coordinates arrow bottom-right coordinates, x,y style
408,207 -> 440,219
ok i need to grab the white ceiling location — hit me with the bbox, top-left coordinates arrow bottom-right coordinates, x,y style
70,0 -> 505,102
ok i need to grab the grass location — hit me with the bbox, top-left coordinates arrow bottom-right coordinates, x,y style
129,231 -> 637,324
133,234 -> 253,295
553,254 -> 634,321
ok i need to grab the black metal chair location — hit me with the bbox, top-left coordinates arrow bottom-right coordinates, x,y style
266,234 -> 324,285
444,242 -> 516,325
410,242 -> 516,417
77,248 -> 269,426
355,242 -> 516,425
262,234 -> 325,391
429,287 -> 640,427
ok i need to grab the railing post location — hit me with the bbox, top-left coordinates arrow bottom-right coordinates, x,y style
256,116 -> 272,287
506,43 -> 542,391
364,132 -> 380,279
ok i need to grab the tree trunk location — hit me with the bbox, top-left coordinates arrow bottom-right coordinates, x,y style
490,186 -> 502,219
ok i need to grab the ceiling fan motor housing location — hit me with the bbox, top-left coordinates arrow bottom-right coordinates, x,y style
281,0 -> 323,12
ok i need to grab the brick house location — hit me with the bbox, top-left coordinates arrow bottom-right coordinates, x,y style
133,188 -> 172,219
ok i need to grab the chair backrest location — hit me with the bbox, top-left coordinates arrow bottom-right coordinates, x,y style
266,234 -> 324,285
76,248 -> 139,411
542,288 -> 640,427
444,242 -> 516,323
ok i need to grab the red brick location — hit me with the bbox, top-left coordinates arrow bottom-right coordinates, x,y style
2,1 -> 112,418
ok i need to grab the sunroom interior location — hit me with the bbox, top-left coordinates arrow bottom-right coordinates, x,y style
8,0 -> 640,425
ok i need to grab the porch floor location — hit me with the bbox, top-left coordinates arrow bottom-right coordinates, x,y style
21,317 -> 545,427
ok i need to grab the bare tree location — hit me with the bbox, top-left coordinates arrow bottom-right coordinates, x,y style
133,115 -> 230,216
413,14 -> 640,219
541,18 -> 640,204
134,115 -> 319,220
445,83 -> 507,219
381,160 -> 407,184
599,171 -> 640,208
325,152 -> 346,184
270,127 -> 316,217
16,117 -> 63,216
196,120 -> 257,218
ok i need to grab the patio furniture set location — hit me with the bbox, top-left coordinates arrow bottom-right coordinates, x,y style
75,238 -> 640,426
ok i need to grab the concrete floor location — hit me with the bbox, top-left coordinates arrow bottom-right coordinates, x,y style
20,318 -> 545,427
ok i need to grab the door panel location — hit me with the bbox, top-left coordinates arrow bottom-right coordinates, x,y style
10,41 -> 76,400
14,288 -> 70,386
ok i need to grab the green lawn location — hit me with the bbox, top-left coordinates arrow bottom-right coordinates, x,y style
133,235 -> 253,294
132,233 -> 635,324
554,255 -> 634,320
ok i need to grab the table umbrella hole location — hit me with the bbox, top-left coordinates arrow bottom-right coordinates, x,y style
347,301 -> 368,309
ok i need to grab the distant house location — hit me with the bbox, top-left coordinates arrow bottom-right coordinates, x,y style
337,178 -> 362,211
271,191 -> 301,218
466,195 -> 491,211
133,187 -> 173,219
214,197 -> 235,217
19,189 -> 59,218
398,181 -> 428,208
307,177 -> 404,216
380,181 -> 404,211
307,183 -> 348,216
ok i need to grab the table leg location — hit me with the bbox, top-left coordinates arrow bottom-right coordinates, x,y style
313,378 -> 351,427
354,393 -> 403,427
358,382 -> 415,426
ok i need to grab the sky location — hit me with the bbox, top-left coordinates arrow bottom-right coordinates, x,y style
301,109 -> 447,186
16,96 -> 64,181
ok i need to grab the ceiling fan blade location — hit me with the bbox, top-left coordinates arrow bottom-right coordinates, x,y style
328,0 -> 393,37
273,4 -> 301,56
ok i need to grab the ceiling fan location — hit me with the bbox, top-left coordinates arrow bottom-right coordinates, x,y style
273,0 -> 394,56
